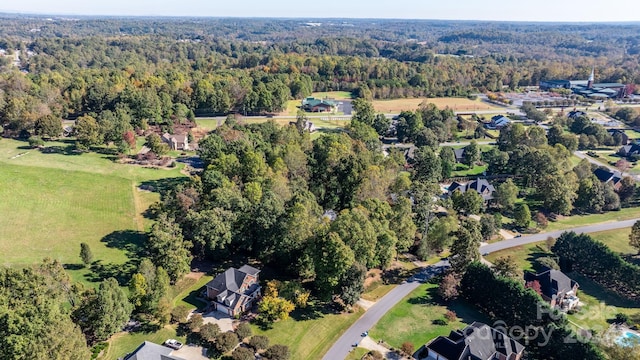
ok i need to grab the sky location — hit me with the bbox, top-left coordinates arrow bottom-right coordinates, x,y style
0,0 -> 639,22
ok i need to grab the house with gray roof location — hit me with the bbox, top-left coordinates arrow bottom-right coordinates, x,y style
206,265 -> 261,316
593,167 -> 623,190
618,143 -> 640,158
448,179 -> 495,201
162,133 -> 189,151
123,341 -> 185,360
453,148 -> 466,163
524,268 -> 579,311
420,322 -> 525,360
486,115 -> 510,130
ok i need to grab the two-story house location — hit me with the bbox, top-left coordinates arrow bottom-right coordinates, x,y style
206,265 -> 261,316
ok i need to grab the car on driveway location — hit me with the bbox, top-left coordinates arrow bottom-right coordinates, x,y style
164,339 -> 183,350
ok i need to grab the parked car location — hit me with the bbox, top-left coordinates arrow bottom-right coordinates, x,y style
164,339 -> 183,350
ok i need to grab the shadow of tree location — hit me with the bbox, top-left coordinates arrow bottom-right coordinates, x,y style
40,145 -> 82,156
84,230 -> 149,285
63,263 -> 85,271
140,177 -> 190,196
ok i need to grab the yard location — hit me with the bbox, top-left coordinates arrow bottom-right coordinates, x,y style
0,138 -> 186,285
372,97 -> 499,113
251,304 -> 364,360
451,163 -> 488,177
546,207 -> 640,231
483,236 -> 640,331
368,283 -> 488,350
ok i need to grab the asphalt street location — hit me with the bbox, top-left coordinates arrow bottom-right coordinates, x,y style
321,263 -> 448,360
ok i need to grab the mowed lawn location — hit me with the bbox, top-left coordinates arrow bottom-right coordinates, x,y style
251,305 -> 364,360
372,97 -> 499,113
0,138 -> 185,284
368,283 -> 488,350
483,233 -> 640,330
546,207 -> 640,231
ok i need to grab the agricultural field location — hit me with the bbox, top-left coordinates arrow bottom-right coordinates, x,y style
372,97 -> 499,113
0,138 -> 186,285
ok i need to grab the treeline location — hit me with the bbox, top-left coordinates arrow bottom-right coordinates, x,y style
552,232 -> 640,302
460,262 -> 604,360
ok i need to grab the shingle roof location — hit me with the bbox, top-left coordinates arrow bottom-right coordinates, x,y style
426,322 -> 525,360
124,341 -> 185,360
206,265 -> 260,310
593,168 -> 622,185
524,268 -> 578,299
448,179 -> 495,200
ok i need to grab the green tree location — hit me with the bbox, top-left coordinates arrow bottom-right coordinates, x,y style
236,323 -> 253,339
79,242 -> 93,266
492,256 -> 521,280
462,140 -> 480,167
575,175 -> 605,213
479,214 -> 498,241
311,231 -> 355,298
391,197 -> 417,253
144,133 -> 169,155
200,323 -> 221,341
449,224 -> 481,273
34,114 -> 62,139
128,273 -> 148,309
249,335 -> 270,351
215,332 -> 239,353
413,146 -> 442,183
495,178 -> 518,212
148,214 -> 193,282
372,113 -> 391,136
339,263 -> 366,307
351,98 -> 375,126
77,278 -> 133,341
451,190 -> 483,215
232,347 -> 255,360
264,344 -> 291,360
513,203 -> 531,229
187,313 -> 203,332
630,221 -> 640,254
74,115 -> 102,150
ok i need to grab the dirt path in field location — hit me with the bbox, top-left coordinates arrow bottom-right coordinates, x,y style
131,182 -> 146,231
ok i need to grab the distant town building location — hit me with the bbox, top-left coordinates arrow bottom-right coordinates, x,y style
540,67 -> 627,98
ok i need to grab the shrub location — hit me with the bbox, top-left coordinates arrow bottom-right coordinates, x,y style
215,332 -> 239,353
236,322 -> 252,340
615,313 -> 630,324
200,323 -> 221,341
28,136 -> 44,148
187,313 -> 204,332
171,305 -> 190,324
401,342 -> 415,356
445,310 -> 457,322
535,256 -> 559,270
232,347 -> 254,360
249,335 -> 270,351
433,318 -> 448,326
263,344 -> 290,360
367,350 -> 384,360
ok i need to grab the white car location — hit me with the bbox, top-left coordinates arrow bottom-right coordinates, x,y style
164,339 -> 183,350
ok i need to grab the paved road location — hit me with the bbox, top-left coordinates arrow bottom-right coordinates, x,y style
573,150 -> 639,180
322,263 -> 448,360
479,218 -> 640,254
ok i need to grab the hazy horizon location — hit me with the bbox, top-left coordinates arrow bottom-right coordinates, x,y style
1,0 -> 639,23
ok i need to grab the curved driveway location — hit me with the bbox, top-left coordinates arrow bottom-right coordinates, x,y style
323,218 -> 640,360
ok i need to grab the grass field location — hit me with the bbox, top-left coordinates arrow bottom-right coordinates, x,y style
104,325 -> 183,360
251,305 -> 364,360
368,283 -> 488,350
451,164 -> 488,177
345,347 -> 369,360
372,98 -> 499,113
546,207 -> 640,231
0,138 -> 186,284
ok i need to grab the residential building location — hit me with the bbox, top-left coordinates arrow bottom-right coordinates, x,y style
453,148 -> 466,163
593,167 -> 623,190
524,268 -> 579,311
448,179 -> 495,201
618,143 -> 640,157
420,322 -> 525,360
485,115 -> 510,130
301,97 -> 337,112
206,265 -> 261,316
162,133 -> 189,151
123,341 -> 185,360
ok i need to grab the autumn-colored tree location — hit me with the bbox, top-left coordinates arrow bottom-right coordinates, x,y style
401,342 -> 415,356
525,280 -> 542,295
439,273 -> 459,301
534,212 -> 548,229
